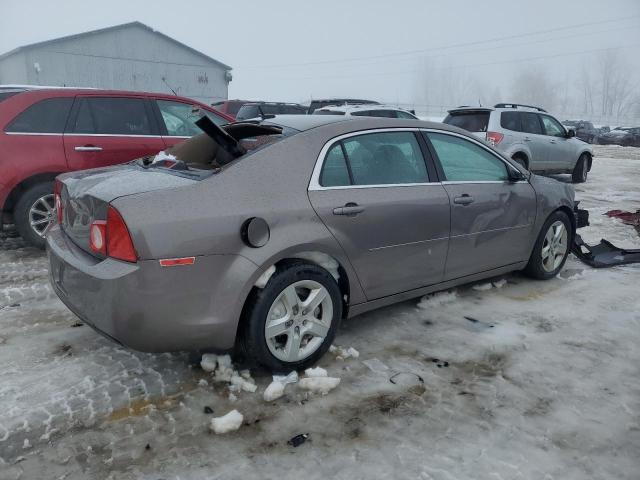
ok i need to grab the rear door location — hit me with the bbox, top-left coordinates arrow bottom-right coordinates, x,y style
519,112 -> 549,169
424,131 -> 536,280
63,96 -> 165,170
308,129 -> 450,300
539,114 -> 576,170
153,99 -> 230,148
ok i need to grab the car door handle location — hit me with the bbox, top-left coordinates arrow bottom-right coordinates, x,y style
523,137 -> 532,142
74,145 -> 103,152
549,140 -> 557,144
453,195 -> 474,205
333,203 -> 365,216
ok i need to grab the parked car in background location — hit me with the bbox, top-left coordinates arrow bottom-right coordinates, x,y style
48,114 -> 578,370
597,127 -> 640,147
235,102 -> 308,121
313,104 -> 418,119
0,86 -> 233,248
211,99 -> 251,119
443,103 -> 593,183
306,98 -> 379,114
562,120 -> 598,143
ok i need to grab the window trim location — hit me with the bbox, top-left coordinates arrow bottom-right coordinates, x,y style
421,129 -> 527,184
308,128 -> 439,191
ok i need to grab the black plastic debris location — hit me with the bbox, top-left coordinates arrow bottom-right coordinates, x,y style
203,406 -> 214,414
70,322 -> 83,328
145,443 -> 151,450
572,234 -> 640,268
288,433 -> 309,447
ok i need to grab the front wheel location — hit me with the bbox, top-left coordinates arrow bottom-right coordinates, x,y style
14,182 -> 55,249
524,211 -> 572,280
240,261 -> 342,371
571,154 -> 589,183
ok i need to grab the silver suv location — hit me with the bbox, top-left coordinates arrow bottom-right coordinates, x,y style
444,103 -> 594,183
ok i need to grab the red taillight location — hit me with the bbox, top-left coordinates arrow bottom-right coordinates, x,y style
106,206 -> 137,263
159,257 -> 196,267
486,131 -> 504,146
54,179 -> 63,224
89,221 -> 107,255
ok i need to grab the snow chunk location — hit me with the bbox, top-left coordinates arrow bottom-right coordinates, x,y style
472,283 -> 493,292
210,410 -> 243,434
198,379 -> 208,387
493,279 -> 507,289
230,374 -> 257,393
417,290 -> 457,309
304,366 -> 328,378
263,381 -> 286,401
200,354 -> 218,372
151,150 -> 177,163
273,371 -> 299,385
299,377 -> 341,395
254,265 -> 276,289
329,345 -> 359,360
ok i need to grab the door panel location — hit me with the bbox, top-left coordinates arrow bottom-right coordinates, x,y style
519,112 -> 549,169
309,186 -> 450,300
540,114 -> 574,169
64,135 -> 165,170
442,182 -> 536,279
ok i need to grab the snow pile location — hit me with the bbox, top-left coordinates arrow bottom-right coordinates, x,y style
209,410 -> 243,434
472,279 -> 507,292
417,290 -> 457,309
299,376 -> 340,395
493,279 -> 507,289
294,252 -> 340,281
151,151 -> 177,164
263,381 -> 286,401
200,354 -> 257,394
304,366 -> 327,377
329,345 -> 359,360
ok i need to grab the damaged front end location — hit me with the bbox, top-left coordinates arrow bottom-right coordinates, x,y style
571,202 -> 640,268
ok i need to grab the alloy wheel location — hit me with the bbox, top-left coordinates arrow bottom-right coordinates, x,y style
264,280 -> 333,363
541,220 -> 568,273
28,194 -> 56,238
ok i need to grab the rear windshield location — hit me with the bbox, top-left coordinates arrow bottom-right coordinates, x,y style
443,111 -> 490,132
0,91 -> 22,102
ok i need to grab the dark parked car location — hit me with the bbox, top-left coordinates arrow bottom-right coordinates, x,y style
235,102 -> 307,121
48,115 -> 578,370
562,120 -> 598,143
307,98 -> 379,114
0,86 -> 233,247
211,99 -> 251,119
597,127 -> 640,147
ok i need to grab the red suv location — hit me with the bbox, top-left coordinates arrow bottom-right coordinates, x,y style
0,86 -> 234,247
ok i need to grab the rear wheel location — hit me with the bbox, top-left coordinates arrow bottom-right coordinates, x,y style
14,182 -> 55,249
571,154 -> 589,183
524,211 -> 572,280
240,261 -> 342,371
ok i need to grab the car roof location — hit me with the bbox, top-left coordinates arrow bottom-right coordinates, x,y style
240,102 -> 304,107
262,114 -> 350,130
315,104 -> 412,114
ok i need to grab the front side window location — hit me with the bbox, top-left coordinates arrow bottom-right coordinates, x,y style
319,131 -> 429,187
520,112 -> 543,135
427,132 -> 508,182
70,97 -> 153,135
5,97 -> 73,133
540,115 -> 566,137
395,110 -> 417,119
157,100 -> 222,136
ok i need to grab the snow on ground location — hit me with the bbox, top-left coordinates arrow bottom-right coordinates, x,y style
1,148 -> 639,479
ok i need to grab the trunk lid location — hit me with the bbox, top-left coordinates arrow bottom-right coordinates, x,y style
59,163 -> 197,255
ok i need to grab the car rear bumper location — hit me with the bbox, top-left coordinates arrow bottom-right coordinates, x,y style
47,225 -> 256,352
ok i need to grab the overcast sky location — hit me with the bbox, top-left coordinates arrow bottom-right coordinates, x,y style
1,0 -> 639,109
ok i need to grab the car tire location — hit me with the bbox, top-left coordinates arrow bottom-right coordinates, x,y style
240,260 -> 342,371
571,154 -> 589,183
523,211 -> 572,280
14,182 -> 55,249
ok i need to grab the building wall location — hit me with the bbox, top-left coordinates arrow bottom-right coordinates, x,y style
0,24 -> 230,104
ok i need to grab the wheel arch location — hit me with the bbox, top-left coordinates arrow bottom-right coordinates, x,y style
2,172 -> 60,214
511,151 -> 530,169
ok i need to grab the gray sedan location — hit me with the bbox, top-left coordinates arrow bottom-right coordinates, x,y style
47,115 -> 577,370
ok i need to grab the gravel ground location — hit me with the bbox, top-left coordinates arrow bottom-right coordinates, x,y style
0,146 -> 639,480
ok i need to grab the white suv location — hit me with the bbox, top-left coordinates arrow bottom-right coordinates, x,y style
313,103 -> 418,119
444,103 -> 594,183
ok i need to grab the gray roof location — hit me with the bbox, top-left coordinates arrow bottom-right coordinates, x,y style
0,21 -> 231,70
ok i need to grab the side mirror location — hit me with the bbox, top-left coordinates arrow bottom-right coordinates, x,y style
566,128 -> 576,138
508,167 -> 526,182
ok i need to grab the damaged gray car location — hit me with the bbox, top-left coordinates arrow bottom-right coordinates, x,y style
47,115 -> 581,370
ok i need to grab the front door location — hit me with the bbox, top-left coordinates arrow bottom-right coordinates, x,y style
308,130 -> 450,300
539,114 -> 575,170
518,112 -> 549,170
425,131 -> 537,280
64,96 -> 165,170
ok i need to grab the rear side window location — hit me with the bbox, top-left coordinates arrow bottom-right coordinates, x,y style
235,105 -> 259,120
443,112 -> 489,132
69,97 -> 153,135
314,110 -> 345,116
319,131 -> 429,187
5,97 -> 73,133
395,110 -> 417,119
520,113 -> 543,135
428,132 -> 508,182
500,112 -> 521,132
